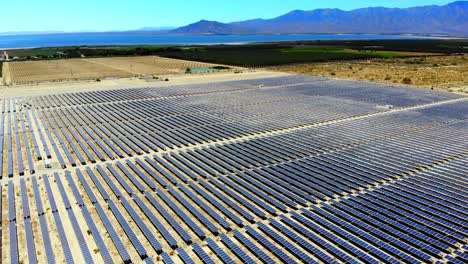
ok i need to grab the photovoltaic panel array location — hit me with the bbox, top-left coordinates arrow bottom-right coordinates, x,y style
0,75 -> 466,263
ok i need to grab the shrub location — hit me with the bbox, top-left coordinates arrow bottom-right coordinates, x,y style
402,77 -> 412,84
212,66 -> 231,70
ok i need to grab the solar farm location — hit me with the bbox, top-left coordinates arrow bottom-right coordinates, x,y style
0,74 -> 467,264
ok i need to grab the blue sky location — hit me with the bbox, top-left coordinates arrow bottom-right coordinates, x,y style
0,0 -> 457,32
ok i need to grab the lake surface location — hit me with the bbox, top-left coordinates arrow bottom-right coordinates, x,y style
0,33 -> 423,49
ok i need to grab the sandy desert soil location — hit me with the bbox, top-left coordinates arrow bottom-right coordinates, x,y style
87,56 -> 222,75
6,59 -> 132,84
269,55 -> 468,93
3,56 -> 231,85
0,70 -> 288,97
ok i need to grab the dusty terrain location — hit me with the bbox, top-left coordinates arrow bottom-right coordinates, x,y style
269,55 -> 468,93
6,59 -> 132,84
0,70 -> 282,97
87,56 -> 221,75
3,56 -> 228,85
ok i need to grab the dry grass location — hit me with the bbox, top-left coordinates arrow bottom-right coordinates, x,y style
269,55 -> 468,92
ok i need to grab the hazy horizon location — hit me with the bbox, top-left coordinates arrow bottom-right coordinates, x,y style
0,0 -> 458,33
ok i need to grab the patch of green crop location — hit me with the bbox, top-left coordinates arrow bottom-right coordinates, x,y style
7,48 -> 61,58
280,47 -> 346,53
280,47 -> 407,58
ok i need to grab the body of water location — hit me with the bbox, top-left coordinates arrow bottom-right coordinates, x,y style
0,33 -> 423,49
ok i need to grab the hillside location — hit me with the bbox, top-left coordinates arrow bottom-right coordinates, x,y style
171,20 -> 249,34
172,1 -> 468,35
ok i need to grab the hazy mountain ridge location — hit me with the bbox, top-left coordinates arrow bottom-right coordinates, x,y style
171,20 -> 251,34
172,1 -> 468,35
1,1 -> 466,37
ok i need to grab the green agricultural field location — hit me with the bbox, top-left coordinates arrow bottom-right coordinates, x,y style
154,39 -> 467,67
7,45 -> 177,60
155,46 -> 410,67
7,48 -> 63,58
280,47 -> 408,58
4,39 -> 467,67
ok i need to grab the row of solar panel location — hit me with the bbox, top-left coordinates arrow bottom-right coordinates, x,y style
2,144 -> 466,263
9,94 -> 468,182
6,85 -> 464,179
6,94 -> 466,181
21,74 -> 462,110
1,95 -> 381,178
29,80 -> 252,108
3,104 -> 460,230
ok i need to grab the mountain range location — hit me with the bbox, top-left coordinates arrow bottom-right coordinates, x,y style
172,1 -> 468,35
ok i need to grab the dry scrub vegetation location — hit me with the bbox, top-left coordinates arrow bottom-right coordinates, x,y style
270,55 -> 468,92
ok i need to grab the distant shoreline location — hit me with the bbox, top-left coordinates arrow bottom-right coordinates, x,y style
0,33 -> 454,50
1,31 -> 466,38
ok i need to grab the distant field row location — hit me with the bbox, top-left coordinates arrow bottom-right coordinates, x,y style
154,39 -> 468,67
4,56 -> 222,84
4,39 -> 467,68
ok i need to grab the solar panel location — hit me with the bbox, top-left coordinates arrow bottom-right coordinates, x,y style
120,196 -> 163,253
1,75 -> 467,264
8,181 -> 16,221
126,161 -> 158,190
198,178 -> 255,223
9,221 -> 19,264
43,175 -> 75,264
167,186 -> 219,234
145,191 -> 192,244
245,225 -> 297,263
177,248 -> 196,264
95,165 -> 123,198
178,184 -> 231,230
55,173 -> 93,262
94,203 -> 132,263
24,218 -> 37,264
161,252 -> 175,264
107,163 -> 135,195
192,243 -> 216,264
108,199 -> 148,259
206,238 -> 236,264
233,229 -> 274,264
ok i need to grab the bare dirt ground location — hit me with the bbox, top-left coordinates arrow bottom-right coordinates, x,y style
87,56 -> 222,75
3,56 -> 234,85
269,55 -> 468,93
6,59 -> 132,84
0,70 -> 287,98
